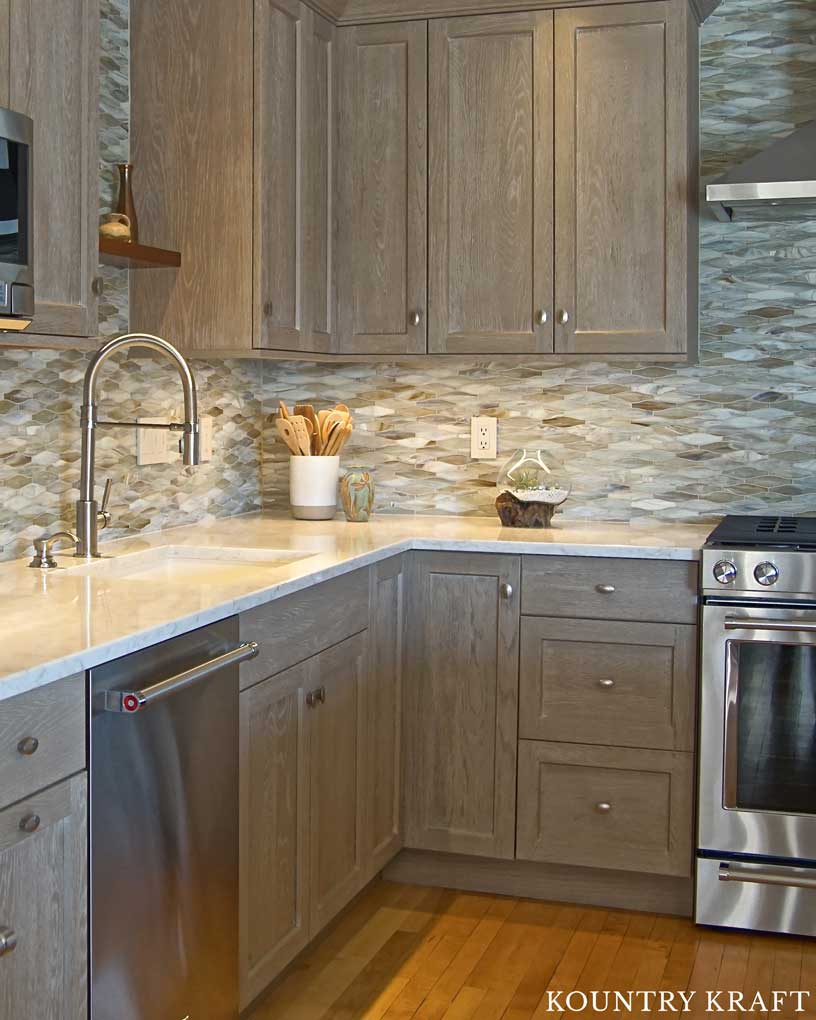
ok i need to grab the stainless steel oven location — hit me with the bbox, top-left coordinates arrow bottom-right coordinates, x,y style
697,536 -> 816,937
0,106 -> 33,329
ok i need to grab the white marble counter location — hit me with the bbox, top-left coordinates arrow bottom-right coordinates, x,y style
0,513 -> 709,701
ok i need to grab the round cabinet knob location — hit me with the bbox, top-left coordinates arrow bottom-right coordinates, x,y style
598,678 -> 615,689
17,737 -> 39,756
595,802 -> 612,814
18,814 -> 40,834
557,310 -> 570,326
499,582 -> 514,600
409,311 -> 423,327
713,560 -> 738,585
595,584 -> 616,595
754,562 -> 780,587
0,927 -> 17,958
535,310 -> 549,326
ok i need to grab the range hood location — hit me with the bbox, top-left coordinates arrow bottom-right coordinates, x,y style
706,120 -> 816,221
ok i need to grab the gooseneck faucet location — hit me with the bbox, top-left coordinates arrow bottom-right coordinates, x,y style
76,333 -> 201,559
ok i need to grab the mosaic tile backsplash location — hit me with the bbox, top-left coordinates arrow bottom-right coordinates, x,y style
1,0 -> 816,563
262,0 -> 816,524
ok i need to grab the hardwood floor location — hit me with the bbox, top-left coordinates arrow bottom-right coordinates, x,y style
247,879 -> 815,1020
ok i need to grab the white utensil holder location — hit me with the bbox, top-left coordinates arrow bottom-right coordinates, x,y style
290,456 -> 339,520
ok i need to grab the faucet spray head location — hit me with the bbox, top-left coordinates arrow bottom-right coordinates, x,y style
181,422 -> 201,467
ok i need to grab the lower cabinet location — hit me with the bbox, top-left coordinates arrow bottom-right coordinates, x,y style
0,774 -> 87,1020
403,552 -> 520,860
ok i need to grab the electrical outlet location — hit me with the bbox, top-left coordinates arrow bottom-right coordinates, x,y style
136,417 -> 174,466
471,416 -> 498,460
199,415 -> 214,463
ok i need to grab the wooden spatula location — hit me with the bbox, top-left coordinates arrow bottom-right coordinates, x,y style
275,416 -> 300,456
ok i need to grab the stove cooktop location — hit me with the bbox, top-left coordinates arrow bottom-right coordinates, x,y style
706,515 -> 816,551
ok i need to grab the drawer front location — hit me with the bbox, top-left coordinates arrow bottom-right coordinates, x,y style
519,618 -> 697,750
521,556 -> 698,624
0,675 -> 85,811
516,741 -> 693,877
239,567 -> 369,691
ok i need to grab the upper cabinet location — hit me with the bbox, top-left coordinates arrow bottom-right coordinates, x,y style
428,13 -> 554,355
553,2 -> 697,356
336,21 -> 427,355
7,0 -> 99,338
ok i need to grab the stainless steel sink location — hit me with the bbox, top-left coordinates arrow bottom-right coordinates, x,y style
63,545 -> 315,584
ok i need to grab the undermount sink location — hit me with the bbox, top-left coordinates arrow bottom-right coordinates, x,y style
63,545 -> 316,584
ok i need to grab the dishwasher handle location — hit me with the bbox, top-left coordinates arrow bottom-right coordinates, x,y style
103,641 -> 259,714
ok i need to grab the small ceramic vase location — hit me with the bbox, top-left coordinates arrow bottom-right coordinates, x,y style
340,469 -> 374,523
99,212 -> 132,240
115,163 -> 139,243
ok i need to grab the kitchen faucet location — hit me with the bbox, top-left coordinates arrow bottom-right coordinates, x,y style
74,332 -> 201,559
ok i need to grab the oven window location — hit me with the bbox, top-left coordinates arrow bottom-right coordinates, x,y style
0,138 -> 27,265
734,642 -> 816,815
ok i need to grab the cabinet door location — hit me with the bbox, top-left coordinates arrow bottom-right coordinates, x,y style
131,0 -> 253,351
364,557 -> 404,879
404,553 -> 520,859
0,775 -> 87,1020
336,22 -> 427,354
428,13 -> 553,355
10,0 -> 98,337
554,2 -> 695,356
519,618 -> 697,751
239,662 -> 310,1008
309,631 -> 367,931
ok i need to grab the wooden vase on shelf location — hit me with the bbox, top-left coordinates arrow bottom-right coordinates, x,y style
115,163 -> 139,244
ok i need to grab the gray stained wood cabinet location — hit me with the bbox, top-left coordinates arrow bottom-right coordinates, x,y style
0,775 -> 88,1020
4,0 -> 99,338
403,552 -> 520,859
336,21 -> 427,354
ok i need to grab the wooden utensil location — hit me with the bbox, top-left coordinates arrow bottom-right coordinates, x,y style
275,416 -> 300,456
333,423 -> 353,456
289,415 -> 312,456
319,420 -> 342,456
295,403 -> 320,440
278,400 -> 291,421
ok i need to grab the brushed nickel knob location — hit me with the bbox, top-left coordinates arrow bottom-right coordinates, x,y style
595,584 -> 616,595
595,802 -> 612,814
598,679 -> 615,689
0,927 -> 17,957
19,814 -> 40,834
409,310 -> 423,327
557,310 -> 570,326
500,582 -> 514,600
91,276 -> 104,297
17,737 -> 39,756
535,310 -> 548,326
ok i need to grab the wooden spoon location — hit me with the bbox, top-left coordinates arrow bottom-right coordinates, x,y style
319,420 -> 342,456
278,400 -> 291,420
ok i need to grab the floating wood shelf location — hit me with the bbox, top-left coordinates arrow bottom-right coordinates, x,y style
99,236 -> 181,269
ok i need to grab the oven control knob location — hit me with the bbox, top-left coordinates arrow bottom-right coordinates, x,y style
754,562 -> 780,587
713,560 -> 738,585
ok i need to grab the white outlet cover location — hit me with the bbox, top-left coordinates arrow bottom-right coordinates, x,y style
471,416 -> 498,460
136,417 -> 174,466
199,415 -> 214,463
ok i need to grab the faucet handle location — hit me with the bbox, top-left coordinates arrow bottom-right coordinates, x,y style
98,478 -> 113,530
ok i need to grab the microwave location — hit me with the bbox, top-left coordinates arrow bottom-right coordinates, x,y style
0,107 -> 33,330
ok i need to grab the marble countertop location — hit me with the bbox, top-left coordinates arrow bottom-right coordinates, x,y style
0,513 -> 709,701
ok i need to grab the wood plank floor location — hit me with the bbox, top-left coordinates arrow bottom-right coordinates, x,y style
247,881 -> 815,1020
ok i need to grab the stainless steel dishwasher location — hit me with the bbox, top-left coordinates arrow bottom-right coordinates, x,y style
89,617 -> 258,1020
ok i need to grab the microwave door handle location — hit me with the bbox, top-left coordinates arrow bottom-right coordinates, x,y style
724,617 -> 816,634
103,642 -> 259,713
719,863 -> 816,891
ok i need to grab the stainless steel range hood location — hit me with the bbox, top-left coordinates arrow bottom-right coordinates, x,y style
706,120 -> 816,221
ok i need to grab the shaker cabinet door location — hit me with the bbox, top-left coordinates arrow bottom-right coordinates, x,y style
553,1 -> 696,356
10,0 -> 99,337
403,553 -> 520,859
336,21 -> 427,354
428,13 -> 554,355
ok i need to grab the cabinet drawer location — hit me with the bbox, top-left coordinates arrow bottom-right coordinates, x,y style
516,741 -> 693,877
519,618 -> 696,751
0,675 -> 85,812
521,556 -> 698,624
239,567 -> 369,691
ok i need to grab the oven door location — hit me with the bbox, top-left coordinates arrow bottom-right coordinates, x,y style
700,601 -> 816,861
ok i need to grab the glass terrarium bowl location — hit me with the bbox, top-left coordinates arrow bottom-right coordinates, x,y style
495,448 -> 571,528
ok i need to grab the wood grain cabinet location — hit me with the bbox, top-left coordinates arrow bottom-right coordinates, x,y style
7,0 -> 99,338
0,774 -> 88,1020
428,13 -> 554,355
336,21 -> 427,354
403,552 -> 520,859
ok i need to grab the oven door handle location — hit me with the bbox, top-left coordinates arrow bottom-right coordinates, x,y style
719,862 -> 816,891
724,617 -> 816,634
